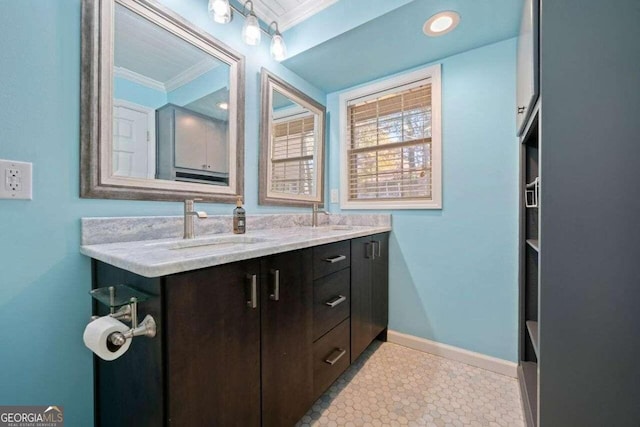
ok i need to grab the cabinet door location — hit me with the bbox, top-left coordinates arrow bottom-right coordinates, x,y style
205,119 -> 229,173
165,260 -> 261,426
174,109 -> 208,171
261,249 -> 313,427
516,0 -> 539,135
350,236 -> 374,363
371,233 -> 389,338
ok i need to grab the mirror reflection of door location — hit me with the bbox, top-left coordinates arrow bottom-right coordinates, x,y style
112,99 -> 156,179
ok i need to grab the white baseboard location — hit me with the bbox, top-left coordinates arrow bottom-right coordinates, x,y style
387,330 -> 518,378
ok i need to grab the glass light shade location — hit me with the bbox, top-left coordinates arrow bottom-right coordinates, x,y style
242,13 -> 262,46
208,0 -> 231,24
270,33 -> 287,61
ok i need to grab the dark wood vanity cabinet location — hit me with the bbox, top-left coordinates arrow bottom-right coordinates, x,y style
92,233 -> 389,427
164,250 -> 313,427
351,233 -> 389,362
164,259 -> 262,426
260,250 -> 314,427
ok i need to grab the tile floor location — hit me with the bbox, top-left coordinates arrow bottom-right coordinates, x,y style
297,342 -> 524,427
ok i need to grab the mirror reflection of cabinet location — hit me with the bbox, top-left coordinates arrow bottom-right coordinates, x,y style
156,104 -> 229,185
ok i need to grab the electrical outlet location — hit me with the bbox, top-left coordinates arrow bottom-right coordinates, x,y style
330,188 -> 339,204
0,159 -> 32,200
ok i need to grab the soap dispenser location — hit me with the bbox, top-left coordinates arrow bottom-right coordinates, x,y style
233,196 -> 246,234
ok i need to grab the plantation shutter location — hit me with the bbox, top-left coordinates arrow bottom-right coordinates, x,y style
270,114 -> 316,195
347,83 -> 432,201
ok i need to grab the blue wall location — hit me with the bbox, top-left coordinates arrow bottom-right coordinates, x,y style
167,65 -> 228,106
326,38 -> 519,361
114,76 -> 168,109
0,0 -> 323,424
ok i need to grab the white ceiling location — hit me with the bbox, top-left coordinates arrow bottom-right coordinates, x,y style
114,3 -> 222,91
252,0 -> 339,31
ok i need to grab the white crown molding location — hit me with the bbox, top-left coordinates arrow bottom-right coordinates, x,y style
165,59 -> 219,92
113,66 -> 165,92
387,330 -> 518,378
253,0 -> 339,32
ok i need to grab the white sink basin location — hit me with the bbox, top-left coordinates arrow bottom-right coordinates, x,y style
145,235 -> 271,251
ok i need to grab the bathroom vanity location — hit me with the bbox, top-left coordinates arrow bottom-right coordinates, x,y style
81,216 -> 390,427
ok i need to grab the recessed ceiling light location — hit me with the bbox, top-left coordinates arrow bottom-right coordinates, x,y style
217,102 -> 229,110
423,11 -> 460,37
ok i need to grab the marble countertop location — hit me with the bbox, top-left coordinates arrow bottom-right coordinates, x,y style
80,225 -> 391,278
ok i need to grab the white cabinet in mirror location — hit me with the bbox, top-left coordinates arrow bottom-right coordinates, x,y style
259,69 -> 325,207
81,0 -> 245,202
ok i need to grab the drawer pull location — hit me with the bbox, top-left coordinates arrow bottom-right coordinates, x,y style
325,295 -> 347,308
324,348 -> 347,366
324,255 -> 346,264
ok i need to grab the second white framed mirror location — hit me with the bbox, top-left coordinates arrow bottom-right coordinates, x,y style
259,69 -> 325,207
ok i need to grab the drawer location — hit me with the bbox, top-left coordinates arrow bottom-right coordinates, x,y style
313,268 -> 350,341
313,240 -> 350,280
313,318 -> 350,400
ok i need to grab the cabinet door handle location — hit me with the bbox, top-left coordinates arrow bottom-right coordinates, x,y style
367,242 -> 375,260
375,240 -> 382,258
324,255 -> 346,264
325,348 -> 347,366
325,295 -> 346,308
246,274 -> 257,309
269,269 -> 280,301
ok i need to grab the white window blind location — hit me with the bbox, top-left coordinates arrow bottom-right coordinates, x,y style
270,114 -> 316,196
346,83 -> 433,202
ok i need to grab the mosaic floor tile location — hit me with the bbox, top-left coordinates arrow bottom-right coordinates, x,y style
297,342 -> 524,427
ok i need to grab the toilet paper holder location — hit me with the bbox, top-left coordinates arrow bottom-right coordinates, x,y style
89,285 -> 157,347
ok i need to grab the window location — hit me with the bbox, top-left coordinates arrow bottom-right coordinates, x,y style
339,64 -> 442,209
270,113 -> 316,196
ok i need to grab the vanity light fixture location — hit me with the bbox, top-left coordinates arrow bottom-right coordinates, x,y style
208,0 -> 232,24
217,102 -> 229,110
269,22 -> 287,62
423,11 -> 460,37
242,1 -> 261,46
209,0 -> 288,60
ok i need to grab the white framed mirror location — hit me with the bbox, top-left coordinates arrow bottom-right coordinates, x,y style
259,69 -> 325,207
80,0 -> 245,202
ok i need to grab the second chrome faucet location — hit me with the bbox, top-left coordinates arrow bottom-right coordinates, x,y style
311,203 -> 330,227
184,199 -> 208,239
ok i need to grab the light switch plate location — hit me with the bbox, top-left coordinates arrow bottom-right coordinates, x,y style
330,188 -> 339,204
0,159 -> 32,200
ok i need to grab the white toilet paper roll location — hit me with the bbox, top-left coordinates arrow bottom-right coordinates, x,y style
83,316 -> 132,361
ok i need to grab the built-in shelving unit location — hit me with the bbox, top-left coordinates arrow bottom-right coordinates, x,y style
519,101 -> 540,427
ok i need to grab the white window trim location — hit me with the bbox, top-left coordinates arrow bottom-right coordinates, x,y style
339,64 -> 442,210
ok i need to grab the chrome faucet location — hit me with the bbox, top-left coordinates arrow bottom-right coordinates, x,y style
184,199 -> 208,239
312,203 -> 330,227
